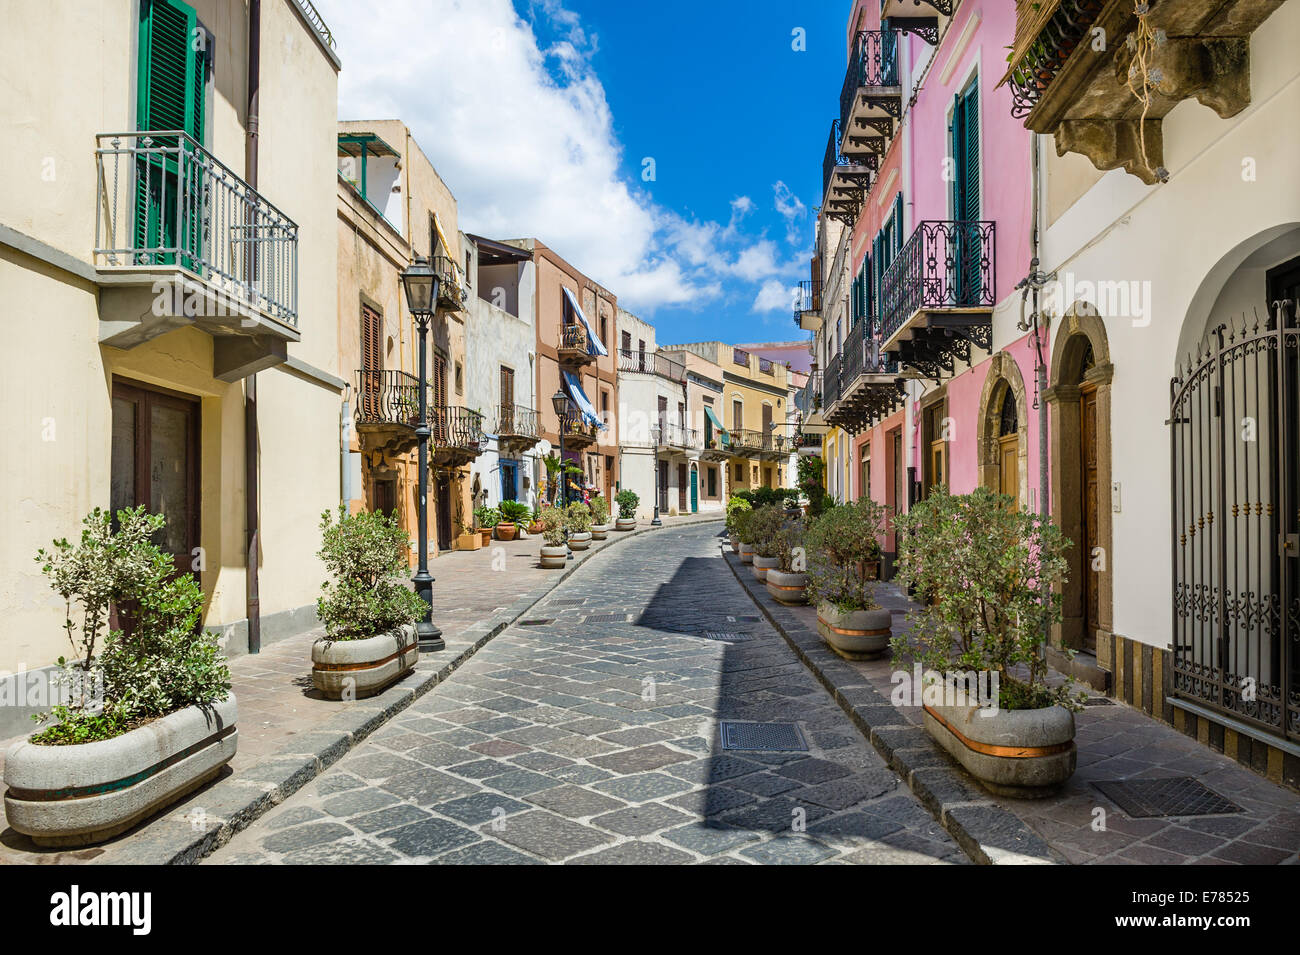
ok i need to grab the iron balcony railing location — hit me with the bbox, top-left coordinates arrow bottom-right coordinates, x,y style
432,254 -> 469,310
794,430 -> 822,449
1006,0 -> 1106,118
292,0 -> 337,49
432,405 -> 485,452
823,353 -> 843,408
795,370 -> 823,416
729,429 -> 764,452
652,423 -> 701,450
732,347 -> 750,368
758,357 -> 774,375
560,414 -> 598,442
843,320 -> 899,386
794,280 -> 822,327
617,348 -> 686,383
95,131 -> 298,326
880,220 -> 996,344
560,321 -> 592,355
496,403 -> 539,441
822,119 -> 856,202
838,30 -> 900,136
355,369 -> 420,427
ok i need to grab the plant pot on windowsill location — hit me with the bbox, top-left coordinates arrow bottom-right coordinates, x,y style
765,569 -> 808,604
751,554 -> 779,582
738,542 -> 754,564
614,517 -> 636,531
816,602 -> 890,660
495,522 -> 517,541
540,544 -> 567,568
4,696 -> 238,848
923,702 -> 1077,798
312,624 -> 418,700
591,524 -> 609,540
568,531 -> 592,551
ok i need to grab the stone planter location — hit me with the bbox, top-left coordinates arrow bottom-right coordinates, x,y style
751,554 -> 779,582
4,696 -> 238,847
591,524 -> 609,540
540,544 -> 567,568
312,625 -> 418,700
495,522 -> 517,541
568,531 -> 592,551
765,568 -> 808,605
923,702 -> 1077,798
615,517 -> 636,531
738,542 -> 754,564
816,602 -> 890,660
729,535 -> 739,552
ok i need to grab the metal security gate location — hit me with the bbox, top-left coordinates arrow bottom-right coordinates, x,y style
1169,298 -> 1299,741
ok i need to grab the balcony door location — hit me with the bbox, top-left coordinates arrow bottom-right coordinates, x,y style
950,79 -> 981,303
678,463 -> 687,512
500,365 -> 515,431
431,350 -> 448,444
359,303 -> 383,419
110,379 -> 200,575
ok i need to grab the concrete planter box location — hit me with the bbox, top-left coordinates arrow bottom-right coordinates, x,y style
765,568 -> 808,604
923,702 -> 1077,798
591,524 -> 609,540
816,603 -> 890,660
751,554 -> 779,581
568,531 -> 592,551
738,542 -> 754,564
311,625 -> 418,700
540,544 -> 567,568
615,517 -> 636,531
454,532 -> 482,551
4,696 -> 238,847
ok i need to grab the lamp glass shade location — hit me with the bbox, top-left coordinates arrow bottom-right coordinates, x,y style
551,389 -> 570,418
402,257 -> 438,316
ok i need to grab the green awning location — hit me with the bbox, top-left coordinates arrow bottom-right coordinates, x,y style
704,406 -> 728,445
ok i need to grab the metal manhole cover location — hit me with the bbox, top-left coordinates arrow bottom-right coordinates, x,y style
550,599 -> 584,607
1092,777 -> 1244,818
583,613 -> 628,624
1081,696 -> 1115,706
519,619 -> 555,627
719,721 -> 808,752
699,631 -> 753,642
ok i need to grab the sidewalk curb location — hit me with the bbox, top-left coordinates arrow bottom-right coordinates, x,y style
720,546 -> 1063,866
123,515 -> 725,865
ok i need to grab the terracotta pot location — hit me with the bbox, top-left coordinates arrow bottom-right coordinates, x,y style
751,554 -> 779,582
924,702 -> 1076,798
528,521 -> 545,535
816,602 -> 890,660
479,528 -> 492,546
495,522 -> 517,541
765,569 -> 808,605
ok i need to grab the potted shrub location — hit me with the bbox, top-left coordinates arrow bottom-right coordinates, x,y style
734,506 -> 756,564
497,500 -> 530,540
454,517 -> 482,551
765,522 -> 809,605
565,501 -> 594,550
474,505 -> 499,546
725,495 -> 751,552
589,496 -> 610,540
894,487 -> 1080,797
747,505 -> 786,582
542,454 -> 562,503
5,507 -> 235,847
614,489 -> 639,530
527,506 -> 545,536
538,505 -> 567,568
311,507 -> 427,701
806,498 -> 890,660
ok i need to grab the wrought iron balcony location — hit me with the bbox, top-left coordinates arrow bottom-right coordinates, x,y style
822,119 -> 874,227
652,423 -> 701,451
838,31 -> 901,164
496,403 -> 540,450
794,280 -> 823,331
1003,0 -> 1105,120
354,369 -> 419,455
728,429 -> 764,454
432,254 -> 469,311
880,220 -> 995,383
431,405 -> 486,467
827,322 -> 905,436
94,131 -> 298,328
795,370 -> 822,418
823,353 -> 843,410
560,413 -> 599,447
881,0 -> 954,44
617,348 -> 686,383
558,321 -> 596,365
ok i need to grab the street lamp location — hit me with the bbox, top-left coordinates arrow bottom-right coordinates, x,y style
651,422 -> 662,527
551,388 -> 574,560
402,256 -> 444,652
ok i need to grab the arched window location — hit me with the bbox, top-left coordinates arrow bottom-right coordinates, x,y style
999,388 -> 1018,437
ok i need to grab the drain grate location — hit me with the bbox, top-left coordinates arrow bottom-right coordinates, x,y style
699,631 -> 753,642
1081,696 -> 1115,706
549,598 -> 584,607
518,618 -> 555,627
1092,777 -> 1244,818
719,721 -> 808,752
583,613 -> 628,624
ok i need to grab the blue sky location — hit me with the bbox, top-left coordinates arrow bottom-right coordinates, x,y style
315,0 -> 847,345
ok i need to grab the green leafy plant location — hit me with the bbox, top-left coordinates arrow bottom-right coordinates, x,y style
733,505 -> 757,544
316,507 -> 426,642
499,500 -> 530,525
893,487 -> 1080,712
614,489 -> 639,519
31,506 -> 230,745
589,496 -> 610,526
565,501 -> 593,534
538,505 -> 566,546
775,521 -> 806,573
805,498 -> 887,613
747,505 -> 788,559
473,505 -> 500,531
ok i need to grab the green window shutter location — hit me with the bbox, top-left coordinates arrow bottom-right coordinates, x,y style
961,84 -> 979,222
892,194 -> 904,255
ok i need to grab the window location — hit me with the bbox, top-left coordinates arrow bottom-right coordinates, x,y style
735,463 -> 743,480
464,251 -> 472,287
500,365 -> 514,412
861,442 -> 871,501
923,399 -> 948,495
621,330 -> 632,353
732,399 -> 743,431
600,314 -> 608,346
707,465 -> 717,497
454,361 -> 463,395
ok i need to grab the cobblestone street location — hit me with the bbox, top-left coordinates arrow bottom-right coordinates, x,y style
206,523 -> 965,865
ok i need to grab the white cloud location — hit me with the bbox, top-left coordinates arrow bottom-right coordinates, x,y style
752,278 -> 798,314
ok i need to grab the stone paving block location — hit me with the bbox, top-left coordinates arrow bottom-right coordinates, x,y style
738,835 -> 836,866
380,768 -> 481,805
485,810 -> 614,861
593,773 -> 696,803
524,784 -> 626,818
378,818 -> 480,858
321,788 -> 400,817
349,804 -> 433,834
588,743 -> 693,774
431,840 -> 544,865
281,838 -> 402,866
590,802 -> 693,836
435,792 -> 531,826
567,842 -> 694,865
261,822 -> 353,854
943,805 -> 1060,865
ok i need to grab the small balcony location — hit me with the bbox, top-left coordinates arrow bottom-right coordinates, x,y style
617,348 -> 686,383
728,429 -> 764,456
433,254 -> 469,311
94,131 -> 298,381
825,322 -> 905,436
880,220 -> 995,383
653,424 -> 702,452
881,0 -> 958,45
823,119 -> 874,228
431,406 -> 486,468
560,414 -> 599,448
558,321 -> 597,367
794,280 -> 823,332
1002,0 -> 1281,184
837,30 -> 902,176
823,353 -> 843,411
496,403 -> 540,453
354,369 -> 420,455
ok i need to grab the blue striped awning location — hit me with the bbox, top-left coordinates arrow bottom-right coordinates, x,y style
562,370 -> 605,429
562,287 -> 608,357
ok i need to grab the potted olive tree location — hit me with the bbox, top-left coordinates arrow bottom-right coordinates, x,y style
807,498 -> 890,659
589,496 -> 610,540
725,495 -> 751,552
747,505 -> 786,582
538,505 -> 567,568
311,507 -> 427,701
894,487 -> 1080,797
765,521 -> 809,604
5,507 -> 235,847
566,501 -> 594,550
614,489 -> 639,530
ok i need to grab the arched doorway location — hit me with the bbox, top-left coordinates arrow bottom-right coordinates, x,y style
1045,307 -> 1113,656
976,352 -> 1029,509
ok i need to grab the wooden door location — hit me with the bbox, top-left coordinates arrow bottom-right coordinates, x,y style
761,403 -> 772,448
998,435 -> 1019,509
435,475 -> 452,552
432,351 -> 448,443
500,365 -> 514,429
374,478 -> 397,516
359,304 -> 383,418
678,462 -> 687,511
1080,384 -> 1099,648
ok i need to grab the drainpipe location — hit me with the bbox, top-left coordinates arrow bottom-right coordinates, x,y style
244,0 -> 261,654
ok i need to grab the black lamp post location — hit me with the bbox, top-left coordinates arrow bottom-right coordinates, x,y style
402,256 -> 444,652
551,388 -> 574,560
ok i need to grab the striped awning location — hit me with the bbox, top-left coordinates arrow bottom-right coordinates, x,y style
562,287 -> 609,357
561,370 -> 605,429
997,0 -> 1063,88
